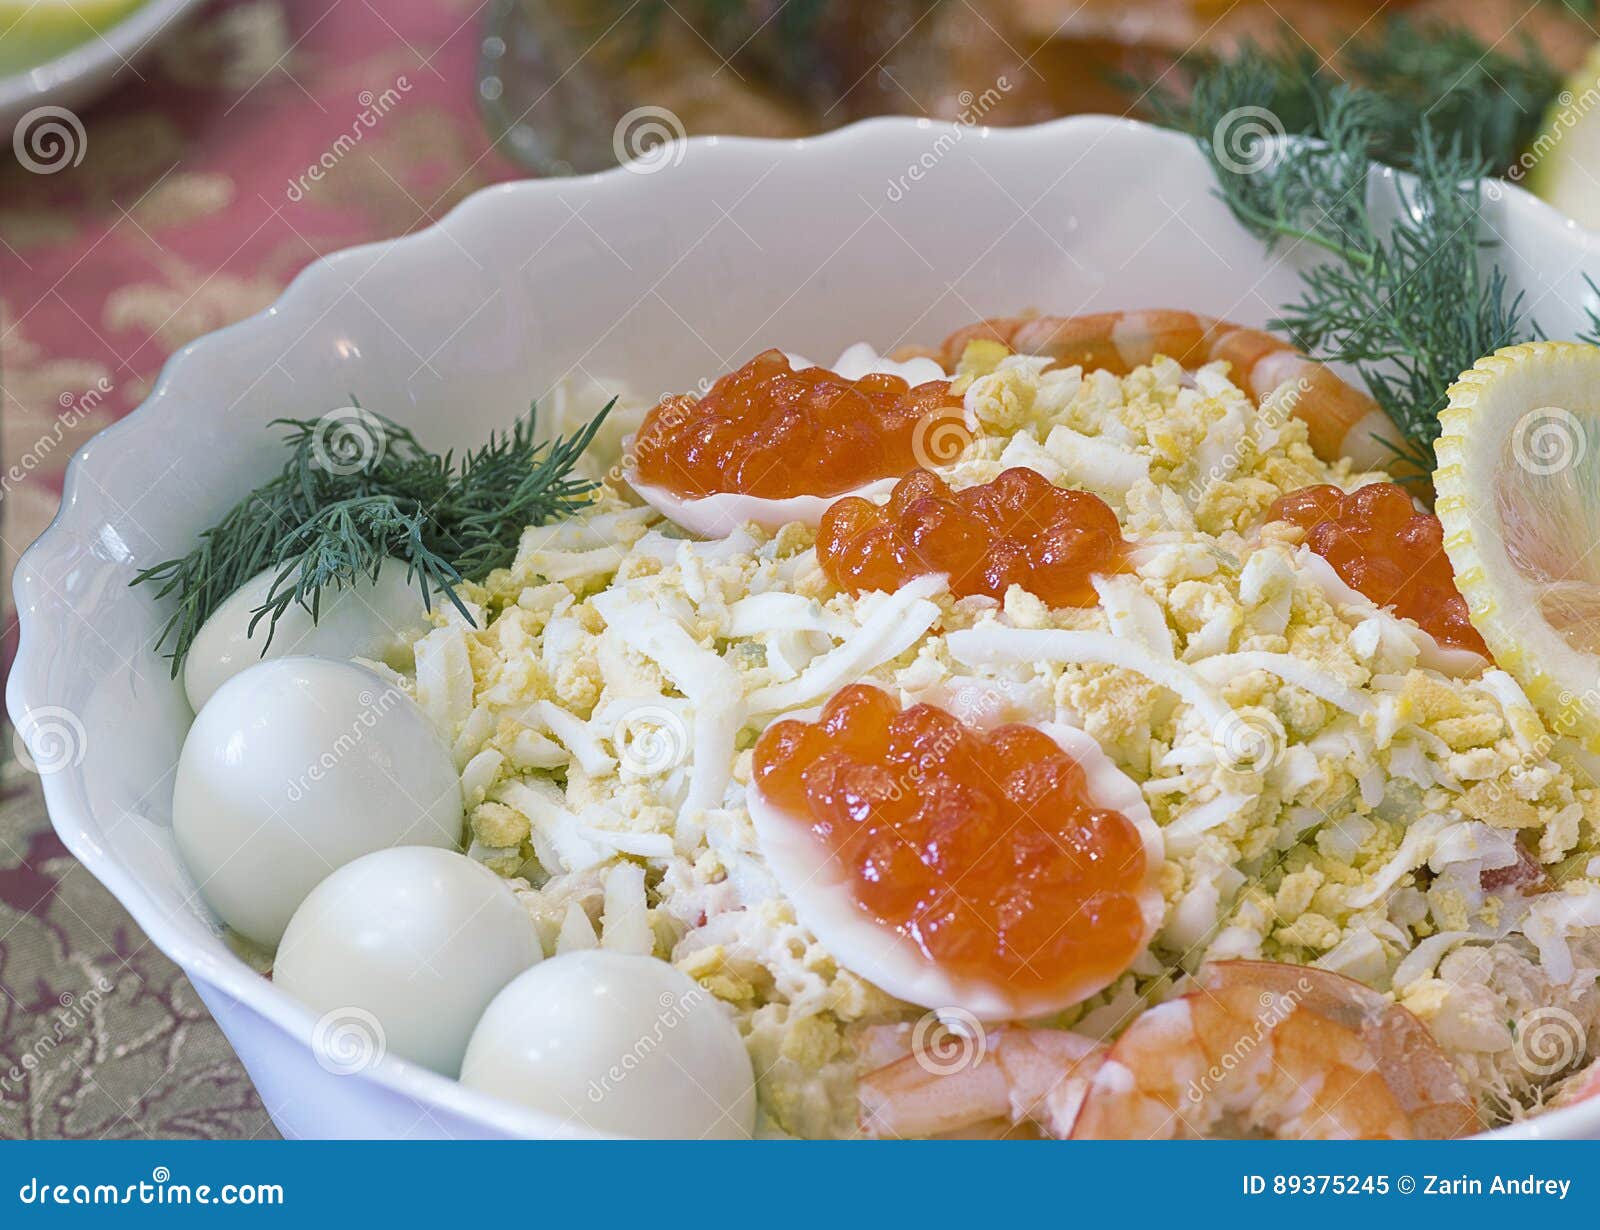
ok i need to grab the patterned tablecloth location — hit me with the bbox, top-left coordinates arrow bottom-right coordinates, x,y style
0,0 -> 522,1141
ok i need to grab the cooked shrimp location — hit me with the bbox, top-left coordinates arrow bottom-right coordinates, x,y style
1549,1059 -> 1600,1109
857,1023 -> 1104,1140
1071,961 -> 1480,1139
939,310 -> 1401,470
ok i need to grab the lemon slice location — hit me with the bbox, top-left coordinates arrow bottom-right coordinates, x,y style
0,0 -> 146,75
1435,342 -> 1600,749
1525,43 -> 1600,230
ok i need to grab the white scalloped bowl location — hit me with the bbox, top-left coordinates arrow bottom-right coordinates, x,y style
10,116 -> 1600,1140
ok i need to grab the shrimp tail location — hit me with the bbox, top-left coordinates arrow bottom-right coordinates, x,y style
857,1025 -> 1103,1140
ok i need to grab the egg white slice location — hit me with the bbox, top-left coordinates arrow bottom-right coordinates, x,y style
623,344 -> 948,538
746,721 -> 1165,1022
627,473 -> 902,539
1292,547 -> 1488,677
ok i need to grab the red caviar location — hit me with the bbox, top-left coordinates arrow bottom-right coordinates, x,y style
818,467 -> 1128,604
753,684 -> 1149,995
631,350 -> 963,499
1270,483 -> 1488,655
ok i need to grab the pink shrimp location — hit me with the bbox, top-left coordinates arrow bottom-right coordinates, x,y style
1070,961 -> 1480,1140
1548,1058 -> 1600,1110
939,311 -> 1402,471
856,1023 -> 1105,1140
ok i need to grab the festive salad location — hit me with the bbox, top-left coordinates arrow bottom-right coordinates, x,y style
140,299 -> 1600,1139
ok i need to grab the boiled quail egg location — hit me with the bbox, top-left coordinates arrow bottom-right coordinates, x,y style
183,557 -> 431,712
274,847 -> 540,1076
459,950 -> 756,1138
172,657 -> 462,947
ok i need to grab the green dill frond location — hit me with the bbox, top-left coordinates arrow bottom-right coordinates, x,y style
1133,24 -> 1552,476
133,399 -> 614,674
1134,16 -> 1561,177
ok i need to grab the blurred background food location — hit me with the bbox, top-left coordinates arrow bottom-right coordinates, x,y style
480,0 -> 1597,173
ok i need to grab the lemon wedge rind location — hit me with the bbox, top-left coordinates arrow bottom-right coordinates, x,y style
1435,340 -> 1600,750
1524,43 -> 1600,232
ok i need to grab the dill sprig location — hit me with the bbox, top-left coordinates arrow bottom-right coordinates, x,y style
1139,25 -> 1547,474
133,402 -> 612,673
1138,18 -> 1560,176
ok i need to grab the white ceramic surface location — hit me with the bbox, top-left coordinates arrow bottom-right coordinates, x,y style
0,0 -> 207,130
10,115 -> 1600,1140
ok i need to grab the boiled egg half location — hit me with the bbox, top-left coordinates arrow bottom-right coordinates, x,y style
746,716 -> 1164,1022
623,343 -> 948,538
